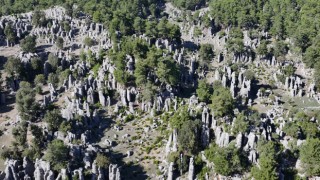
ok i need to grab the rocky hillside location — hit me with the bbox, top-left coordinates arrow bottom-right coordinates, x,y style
0,0 -> 320,180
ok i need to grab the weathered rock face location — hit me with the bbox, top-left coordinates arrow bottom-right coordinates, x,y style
215,126 -> 230,147
188,157 -> 194,180
98,90 -> 106,107
235,133 -> 243,148
167,162 -> 174,180
248,150 -> 258,164
166,129 -> 178,157
201,107 -> 210,147
109,164 -> 121,180
23,157 -> 35,177
0,158 -> 56,180
33,167 -> 43,180
244,132 -> 257,151
201,125 -> 210,147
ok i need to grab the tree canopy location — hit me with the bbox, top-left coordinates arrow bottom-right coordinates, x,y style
170,0 -> 205,10
95,153 -> 111,169
205,144 -> 247,176
4,57 -> 23,78
199,44 -> 214,69
44,139 -> 69,170
210,85 -> 234,117
299,138 -> 320,177
16,81 -> 38,121
156,56 -> 180,86
178,119 -> 201,154
44,109 -> 63,131
251,140 -> 280,180
196,80 -> 212,102
4,23 -> 16,44
56,37 -> 64,50
20,35 -> 37,53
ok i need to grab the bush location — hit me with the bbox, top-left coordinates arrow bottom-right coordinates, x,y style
20,35 -> 37,53
283,64 -> 296,76
0,148 -> 21,160
199,44 -> 214,68
56,37 -> 64,49
210,86 -> 234,117
167,152 -> 179,163
196,79 -> 212,102
282,122 -> 300,139
35,85 -> 42,94
23,147 -> 41,161
232,112 -> 249,135
244,70 -> 255,81
83,36 -> 95,47
34,74 -> 46,85
32,10 -> 46,27
124,114 -> 135,122
48,53 -> 59,71
95,153 -> 111,169
59,121 -> 72,133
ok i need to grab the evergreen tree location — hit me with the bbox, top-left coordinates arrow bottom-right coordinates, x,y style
156,57 -> 180,86
32,10 -> 46,27
196,79 -> 212,102
56,37 -> 64,50
251,141 -> 280,180
299,138 -> 320,177
4,23 -> 16,45
205,144 -> 247,176
199,44 -> 214,69
44,139 -> 69,170
16,82 -> 38,121
210,86 -> 234,117
4,57 -> 23,78
20,35 -> 37,53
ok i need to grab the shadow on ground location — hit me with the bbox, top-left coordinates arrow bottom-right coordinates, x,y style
110,151 -> 148,180
0,92 -> 15,115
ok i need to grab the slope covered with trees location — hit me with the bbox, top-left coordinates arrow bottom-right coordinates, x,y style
1,0 -> 320,179
209,0 -> 320,88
